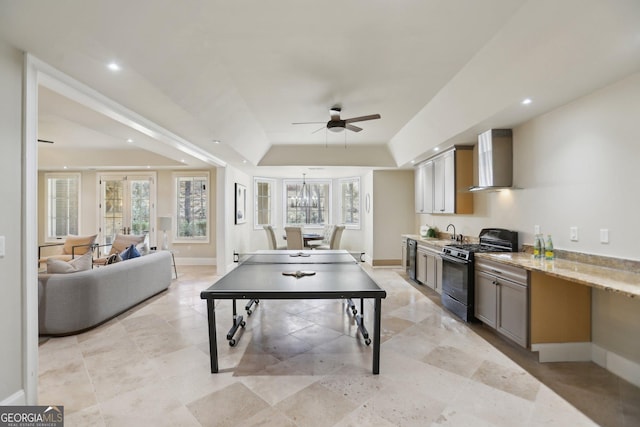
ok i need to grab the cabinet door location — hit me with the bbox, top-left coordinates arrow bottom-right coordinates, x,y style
435,255 -> 443,294
415,164 -> 425,213
416,248 -> 427,284
433,156 -> 445,213
425,252 -> 437,290
475,271 -> 497,328
442,151 -> 455,213
423,161 -> 434,214
497,280 -> 528,347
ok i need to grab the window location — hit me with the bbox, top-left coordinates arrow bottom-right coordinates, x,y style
45,173 -> 80,241
340,177 -> 360,229
254,177 -> 275,229
283,179 -> 331,227
175,173 -> 209,242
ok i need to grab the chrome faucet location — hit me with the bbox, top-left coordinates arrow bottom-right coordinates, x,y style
446,224 -> 456,241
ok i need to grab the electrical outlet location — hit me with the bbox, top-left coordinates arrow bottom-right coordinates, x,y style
534,225 -> 540,234
570,227 -> 578,242
600,229 -> 609,244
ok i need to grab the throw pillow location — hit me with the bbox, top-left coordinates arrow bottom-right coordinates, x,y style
120,244 -> 141,261
47,258 -> 77,274
109,234 -> 146,256
68,251 -> 92,271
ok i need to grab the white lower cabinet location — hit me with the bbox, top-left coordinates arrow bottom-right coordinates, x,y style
416,244 -> 441,294
475,258 -> 528,348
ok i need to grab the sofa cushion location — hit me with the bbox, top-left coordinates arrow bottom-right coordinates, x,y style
109,234 -> 145,255
119,244 -> 141,261
63,234 -> 97,255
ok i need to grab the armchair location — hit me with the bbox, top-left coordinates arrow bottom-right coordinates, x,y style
38,234 -> 98,268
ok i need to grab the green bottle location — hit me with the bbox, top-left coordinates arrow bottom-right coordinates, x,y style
545,235 -> 554,260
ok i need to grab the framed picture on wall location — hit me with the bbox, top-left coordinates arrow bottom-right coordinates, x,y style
235,183 -> 247,224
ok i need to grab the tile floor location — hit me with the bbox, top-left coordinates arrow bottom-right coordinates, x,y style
37,265 -> 638,426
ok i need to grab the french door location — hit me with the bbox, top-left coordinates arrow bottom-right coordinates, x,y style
98,173 -> 157,247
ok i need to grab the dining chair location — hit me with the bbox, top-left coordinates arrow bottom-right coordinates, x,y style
316,225 -> 345,250
307,224 -> 334,249
263,225 -> 286,250
284,226 -> 304,250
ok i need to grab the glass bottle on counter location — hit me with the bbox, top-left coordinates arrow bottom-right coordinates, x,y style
545,235 -> 555,260
533,234 -> 543,259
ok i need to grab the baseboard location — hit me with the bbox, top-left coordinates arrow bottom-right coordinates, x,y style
371,259 -> 401,267
592,344 -> 640,388
531,342 -> 592,362
1,389 -> 26,405
174,257 -> 216,266
532,342 -> 640,388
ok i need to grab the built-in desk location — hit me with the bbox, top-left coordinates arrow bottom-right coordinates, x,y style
475,252 -> 640,374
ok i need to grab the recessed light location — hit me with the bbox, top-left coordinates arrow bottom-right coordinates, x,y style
181,159 -> 185,163
146,165 -> 150,169
242,160 -> 247,164
126,138 -> 133,143
63,166 -> 68,170
107,62 -> 121,71
522,98 -> 532,105
434,147 -> 440,151
410,160 -> 415,164
212,139 -> 220,144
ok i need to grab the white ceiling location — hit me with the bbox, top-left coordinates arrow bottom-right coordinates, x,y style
1,0 -> 639,175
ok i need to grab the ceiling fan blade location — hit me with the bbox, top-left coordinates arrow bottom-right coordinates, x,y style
344,114 -> 381,123
311,126 -> 326,134
38,139 -> 55,144
345,124 -> 363,132
292,121 -> 325,125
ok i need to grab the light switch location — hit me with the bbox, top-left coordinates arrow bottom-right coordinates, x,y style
600,229 -> 609,244
0,236 -> 5,257
570,227 -> 578,242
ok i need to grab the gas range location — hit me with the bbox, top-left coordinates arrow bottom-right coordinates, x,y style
442,228 -> 519,262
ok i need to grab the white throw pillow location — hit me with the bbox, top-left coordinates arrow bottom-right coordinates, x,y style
69,252 -> 92,271
47,258 -> 77,274
47,252 -> 92,274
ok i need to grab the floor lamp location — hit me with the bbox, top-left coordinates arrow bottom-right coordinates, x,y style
158,217 -> 172,250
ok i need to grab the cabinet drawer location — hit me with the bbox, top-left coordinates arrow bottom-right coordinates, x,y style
475,258 -> 527,285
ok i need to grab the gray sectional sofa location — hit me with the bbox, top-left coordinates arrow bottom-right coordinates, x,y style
38,250 -> 173,336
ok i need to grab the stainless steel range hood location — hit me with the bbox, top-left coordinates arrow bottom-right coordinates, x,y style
469,129 -> 513,192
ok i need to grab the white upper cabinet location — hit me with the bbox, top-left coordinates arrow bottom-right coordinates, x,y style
415,160 -> 434,213
414,147 -> 473,215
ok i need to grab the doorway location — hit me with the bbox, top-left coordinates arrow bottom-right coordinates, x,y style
98,173 -> 157,249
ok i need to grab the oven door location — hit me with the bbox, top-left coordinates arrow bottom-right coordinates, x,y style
441,254 -> 472,304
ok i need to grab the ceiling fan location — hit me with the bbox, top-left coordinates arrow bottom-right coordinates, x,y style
293,106 -> 381,134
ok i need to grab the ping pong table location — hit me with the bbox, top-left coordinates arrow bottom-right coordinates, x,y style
200,250 -> 387,374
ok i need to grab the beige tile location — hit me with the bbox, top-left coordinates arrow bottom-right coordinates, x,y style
186,382 -> 270,427
275,382 -> 358,427
239,374 -> 318,405
235,407 -> 297,427
471,359 -> 540,402
332,405 -> 398,427
530,384 -> 599,426
422,345 -> 484,378
63,405 -> 105,427
319,365 -> 388,406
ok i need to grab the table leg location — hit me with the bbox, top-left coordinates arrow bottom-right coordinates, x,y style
373,297 -> 382,375
206,299 -> 219,373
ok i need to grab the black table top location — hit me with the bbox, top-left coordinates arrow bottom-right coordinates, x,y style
200,250 -> 386,300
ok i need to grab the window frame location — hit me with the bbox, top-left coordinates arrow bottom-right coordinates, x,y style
254,177 -> 276,230
173,171 -> 210,244
339,176 -> 361,230
282,178 -> 332,228
44,172 -> 81,242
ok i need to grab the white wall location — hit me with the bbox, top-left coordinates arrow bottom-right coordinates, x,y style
0,40 -> 26,403
373,170 -> 414,263
419,72 -> 640,368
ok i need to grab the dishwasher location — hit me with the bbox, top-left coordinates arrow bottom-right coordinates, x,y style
407,239 -> 417,281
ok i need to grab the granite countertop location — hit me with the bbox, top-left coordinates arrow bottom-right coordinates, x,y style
475,252 -> 640,299
402,234 -> 452,249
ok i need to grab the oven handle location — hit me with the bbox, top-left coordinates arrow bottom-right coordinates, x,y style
441,254 -> 470,265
